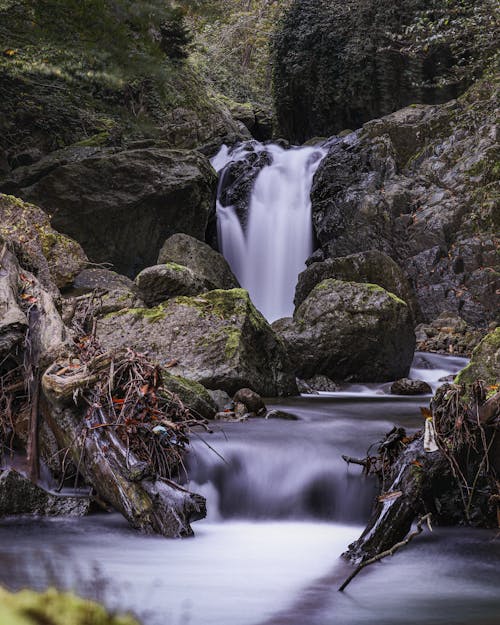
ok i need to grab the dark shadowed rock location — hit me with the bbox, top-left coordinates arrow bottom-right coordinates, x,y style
295,250 -> 418,321
157,233 -> 239,290
135,263 -> 207,306
233,388 -> 266,415
0,469 -> 90,518
96,289 -> 297,397
391,378 -> 432,395
17,148 -> 217,277
274,279 -> 415,382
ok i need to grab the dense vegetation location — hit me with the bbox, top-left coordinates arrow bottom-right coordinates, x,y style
0,0 -> 224,153
272,0 -> 499,141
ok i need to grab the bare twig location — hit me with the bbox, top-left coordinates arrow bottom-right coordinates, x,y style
339,513 -> 433,592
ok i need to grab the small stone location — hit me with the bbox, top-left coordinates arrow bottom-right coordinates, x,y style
391,378 -> 432,395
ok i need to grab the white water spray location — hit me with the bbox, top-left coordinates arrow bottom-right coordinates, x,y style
212,142 -> 326,322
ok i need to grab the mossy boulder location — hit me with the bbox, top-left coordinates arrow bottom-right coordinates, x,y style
0,193 -> 87,290
274,279 -> 415,382
455,327 -> 500,387
295,250 -> 418,321
135,263 -> 207,306
161,371 -> 216,420
96,289 -> 297,396
15,148 -> 217,277
157,233 -> 239,291
0,587 -> 138,625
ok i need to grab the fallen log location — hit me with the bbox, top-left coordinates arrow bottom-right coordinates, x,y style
42,356 -> 206,537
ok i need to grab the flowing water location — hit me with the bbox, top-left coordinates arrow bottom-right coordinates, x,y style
1,354 -> 499,625
212,143 -> 326,322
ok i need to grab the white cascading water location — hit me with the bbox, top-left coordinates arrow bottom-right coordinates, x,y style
211,142 -> 326,322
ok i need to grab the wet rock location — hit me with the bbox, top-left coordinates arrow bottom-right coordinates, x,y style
274,279 -> 415,382
158,233 -> 239,291
0,469 -> 90,517
265,409 -> 299,421
96,289 -> 297,397
234,402 -> 248,419
415,312 -> 487,357
295,250 -> 418,322
0,193 -> 87,290
135,263 -> 206,306
233,388 -> 266,415
297,375 -> 339,393
455,327 -> 500,387
390,378 -> 432,396
16,148 -> 217,277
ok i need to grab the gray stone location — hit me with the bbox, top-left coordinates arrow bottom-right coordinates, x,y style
295,250 -> 418,322
135,263 -> 206,306
274,279 -> 415,383
96,288 -> 297,397
17,148 -> 217,277
207,389 -> 233,412
158,233 -> 239,291
0,469 -> 90,518
390,378 -> 432,395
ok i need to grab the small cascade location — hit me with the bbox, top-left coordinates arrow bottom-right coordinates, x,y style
212,142 -> 326,322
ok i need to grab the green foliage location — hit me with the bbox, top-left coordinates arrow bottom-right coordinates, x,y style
187,0 -> 291,106
0,0 -> 214,152
271,0 -> 497,142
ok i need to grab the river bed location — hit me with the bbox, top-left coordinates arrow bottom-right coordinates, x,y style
0,353 -> 499,625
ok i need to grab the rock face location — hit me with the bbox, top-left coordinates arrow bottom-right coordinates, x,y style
0,469 -> 90,518
158,233 -> 239,291
415,312 -> 488,356
455,327 -> 500,387
96,289 -> 297,396
310,78 -> 499,327
9,148 -> 217,277
295,250 -> 418,320
274,279 -> 415,382
0,193 -> 87,290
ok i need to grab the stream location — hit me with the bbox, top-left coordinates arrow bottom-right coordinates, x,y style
1,353 -> 499,625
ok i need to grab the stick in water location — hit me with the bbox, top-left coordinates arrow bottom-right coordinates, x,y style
338,513 -> 433,592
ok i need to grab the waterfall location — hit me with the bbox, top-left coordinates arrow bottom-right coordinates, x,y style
211,142 -> 326,322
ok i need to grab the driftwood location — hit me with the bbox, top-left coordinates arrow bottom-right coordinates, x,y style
343,383 -> 499,564
42,354 -> 206,537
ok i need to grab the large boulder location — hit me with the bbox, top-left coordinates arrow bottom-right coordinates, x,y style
295,250 -> 418,320
158,233 -> 239,290
14,148 -> 217,277
96,289 -> 297,397
0,193 -> 87,290
274,279 -> 415,382
455,327 -> 500,387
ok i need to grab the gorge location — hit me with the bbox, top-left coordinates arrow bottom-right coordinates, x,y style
0,1 -> 499,624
